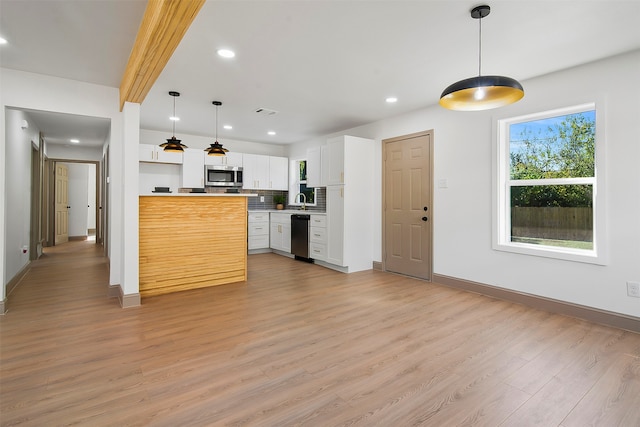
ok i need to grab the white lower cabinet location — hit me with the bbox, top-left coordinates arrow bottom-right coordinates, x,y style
309,214 -> 327,261
270,213 -> 291,253
248,212 -> 270,251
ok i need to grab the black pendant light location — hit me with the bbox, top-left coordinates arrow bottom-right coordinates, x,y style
159,91 -> 188,152
204,101 -> 229,156
439,5 -> 524,111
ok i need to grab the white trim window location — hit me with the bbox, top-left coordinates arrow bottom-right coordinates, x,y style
289,159 -> 316,207
494,102 -> 606,264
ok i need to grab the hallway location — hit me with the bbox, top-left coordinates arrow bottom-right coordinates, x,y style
4,241 -> 112,316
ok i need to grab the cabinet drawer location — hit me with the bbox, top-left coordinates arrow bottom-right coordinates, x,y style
310,215 -> 326,228
270,213 -> 292,224
249,212 -> 270,222
310,227 -> 327,243
248,235 -> 270,250
310,242 -> 327,261
248,223 -> 269,236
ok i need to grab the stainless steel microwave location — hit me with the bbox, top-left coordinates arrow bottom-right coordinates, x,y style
204,165 -> 243,187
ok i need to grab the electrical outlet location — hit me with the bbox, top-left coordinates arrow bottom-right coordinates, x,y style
627,281 -> 640,298
260,196 -> 265,203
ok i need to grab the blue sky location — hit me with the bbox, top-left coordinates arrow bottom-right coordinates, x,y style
510,110 -> 595,151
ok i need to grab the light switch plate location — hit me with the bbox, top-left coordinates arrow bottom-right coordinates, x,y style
627,281 -> 640,298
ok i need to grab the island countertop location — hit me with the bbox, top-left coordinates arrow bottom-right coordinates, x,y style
139,194 -> 250,297
140,193 -> 258,197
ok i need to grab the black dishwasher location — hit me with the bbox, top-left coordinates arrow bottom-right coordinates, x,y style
291,214 -> 312,262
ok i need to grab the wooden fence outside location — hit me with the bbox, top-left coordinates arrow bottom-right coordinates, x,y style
511,207 -> 592,242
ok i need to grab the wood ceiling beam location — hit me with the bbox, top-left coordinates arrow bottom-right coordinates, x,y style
119,0 -> 206,111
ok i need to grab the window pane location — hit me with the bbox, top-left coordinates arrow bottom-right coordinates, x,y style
299,160 -> 307,181
510,111 -> 595,180
299,183 -> 315,204
510,185 -> 593,249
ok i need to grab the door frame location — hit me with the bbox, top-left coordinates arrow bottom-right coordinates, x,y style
48,159 -> 101,246
381,129 -> 434,281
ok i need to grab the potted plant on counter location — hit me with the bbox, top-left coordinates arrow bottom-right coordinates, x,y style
273,194 -> 286,210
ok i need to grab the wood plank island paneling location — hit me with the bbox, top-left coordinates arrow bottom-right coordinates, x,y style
139,195 -> 248,297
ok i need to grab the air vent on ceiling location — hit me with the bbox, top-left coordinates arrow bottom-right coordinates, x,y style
255,107 -> 278,116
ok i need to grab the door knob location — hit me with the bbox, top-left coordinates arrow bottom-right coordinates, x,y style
67,206 -> 71,209
422,216 -> 428,222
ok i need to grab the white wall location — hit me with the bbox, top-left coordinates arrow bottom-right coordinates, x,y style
288,50 -> 640,318
140,129 -> 287,156
3,108 -> 41,285
46,144 -> 103,162
65,163 -> 89,237
0,68 -> 123,302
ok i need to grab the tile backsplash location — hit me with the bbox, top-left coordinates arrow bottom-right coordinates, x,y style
178,187 -> 326,212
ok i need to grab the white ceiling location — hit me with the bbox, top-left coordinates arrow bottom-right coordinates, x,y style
2,1 -> 640,147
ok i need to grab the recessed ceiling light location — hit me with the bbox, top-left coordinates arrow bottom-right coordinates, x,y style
223,125 -> 233,130
217,49 -> 235,58
385,97 -> 398,103
169,116 -> 180,121
0,37 -> 7,45
70,139 -> 80,144
267,131 -> 276,136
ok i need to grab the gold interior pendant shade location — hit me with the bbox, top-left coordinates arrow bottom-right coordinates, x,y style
439,5 -> 524,111
159,91 -> 188,152
205,101 -> 229,156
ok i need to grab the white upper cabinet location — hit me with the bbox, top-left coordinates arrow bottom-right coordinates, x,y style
204,151 -> 243,167
139,144 -> 183,164
306,145 -> 323,188
243,154 -> 288,190
326,137 -> 345,185
181,148 -> 205,188
243,154 -> 270,190
269,156 -> 288,190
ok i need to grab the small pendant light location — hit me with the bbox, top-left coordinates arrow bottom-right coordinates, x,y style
439,5 -> 524,111
205,101 -> 229,156
159,91 -> 188,152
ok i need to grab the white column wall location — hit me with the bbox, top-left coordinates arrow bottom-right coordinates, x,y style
122,102 -> 140,295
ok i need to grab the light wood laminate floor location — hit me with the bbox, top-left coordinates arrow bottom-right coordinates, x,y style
1,241 -> 639,426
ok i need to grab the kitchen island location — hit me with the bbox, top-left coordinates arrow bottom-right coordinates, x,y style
139,194 -> 254,297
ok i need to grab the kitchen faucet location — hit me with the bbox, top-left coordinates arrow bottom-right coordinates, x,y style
294,192 -> 307,210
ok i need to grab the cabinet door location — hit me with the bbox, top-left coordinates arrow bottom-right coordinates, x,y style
306,146 -> 322,187
270,222 -> 282,250
139,144 -> 156,162
155,148 -> 183,164
326,137 -> 345,185
281,223 -> 291,253
243,154 -> 270,189
205,151 -> 243,167
269,156 -> 288,190
326,185 -> 345,266
226,152 -> 243,167
181,149 -> 205,188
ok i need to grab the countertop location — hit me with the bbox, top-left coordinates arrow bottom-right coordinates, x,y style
140,193 -> 258,197
249,209 -> 326,214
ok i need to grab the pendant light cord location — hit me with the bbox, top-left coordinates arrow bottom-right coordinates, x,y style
172,96 -> 177,137
215,104 -> 219,141
478,12 -> 482,77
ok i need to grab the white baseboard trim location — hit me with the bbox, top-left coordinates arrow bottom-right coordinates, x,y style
108,284 -> 141,308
